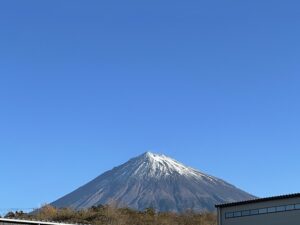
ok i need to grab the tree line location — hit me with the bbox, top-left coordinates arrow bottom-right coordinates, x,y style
3,204 -> 217,225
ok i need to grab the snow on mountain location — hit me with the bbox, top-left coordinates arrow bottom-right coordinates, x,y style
51,152 -> 255,212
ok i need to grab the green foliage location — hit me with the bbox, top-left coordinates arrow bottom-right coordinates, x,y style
9,204 -> 217,225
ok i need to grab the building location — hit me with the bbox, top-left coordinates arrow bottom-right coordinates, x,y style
0,218 -> 85,225
215,193 -> 300,225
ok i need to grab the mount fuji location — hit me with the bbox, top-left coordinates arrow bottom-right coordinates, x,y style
51,152 -> 255,212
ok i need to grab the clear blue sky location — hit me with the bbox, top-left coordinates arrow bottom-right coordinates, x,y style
0,0 -> 299,213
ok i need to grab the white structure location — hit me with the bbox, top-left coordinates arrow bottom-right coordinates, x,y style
0,218 -> 86,225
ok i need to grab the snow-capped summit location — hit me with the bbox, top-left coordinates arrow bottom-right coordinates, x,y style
130,152 -> 217,180
141,151 -> 191,174
131,151 -> 199,177
51,152 -> 255,212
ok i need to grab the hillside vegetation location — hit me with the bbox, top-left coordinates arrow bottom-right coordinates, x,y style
4,205 -> 217,225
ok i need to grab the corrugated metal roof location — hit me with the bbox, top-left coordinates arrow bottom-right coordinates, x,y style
0,218 -> 87,225
215,193 -> 300,208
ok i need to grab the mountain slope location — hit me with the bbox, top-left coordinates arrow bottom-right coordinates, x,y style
51,152 -> 255,212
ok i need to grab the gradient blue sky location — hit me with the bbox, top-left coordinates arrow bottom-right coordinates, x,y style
0,0 -> 300,213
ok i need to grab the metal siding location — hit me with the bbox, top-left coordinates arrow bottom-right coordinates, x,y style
220,197 -> 300,225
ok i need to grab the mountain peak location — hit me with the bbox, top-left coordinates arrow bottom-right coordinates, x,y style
52,152 -> 255,212
140,151 -> 171,163
141,151 -> 165,159
141,151 -> 159,158
133,152 -> 208,179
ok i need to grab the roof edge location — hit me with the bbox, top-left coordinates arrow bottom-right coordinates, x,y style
215,193 -> 300,208
0,218 -> 87,225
